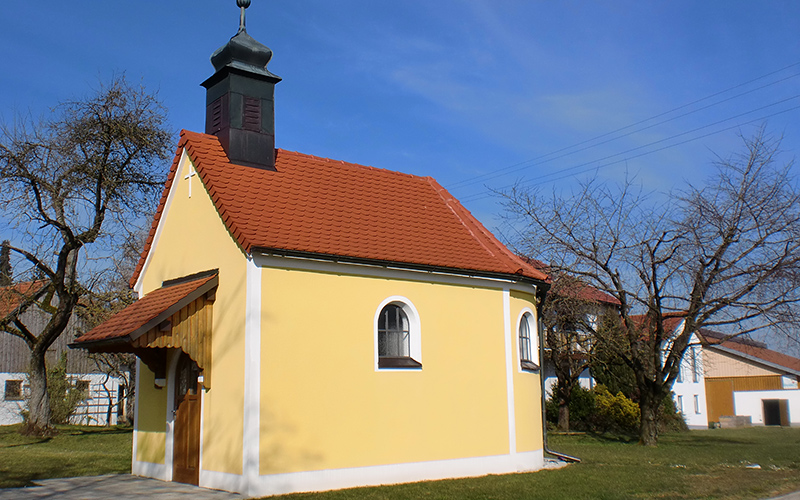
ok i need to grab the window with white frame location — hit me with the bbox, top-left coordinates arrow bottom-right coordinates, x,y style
693,394 -> 700,414
376,300 -> 421,369
691,347 -> 699,383
4,380 -> 23,401
676,395 -> 683,413
518,311 -> 539,371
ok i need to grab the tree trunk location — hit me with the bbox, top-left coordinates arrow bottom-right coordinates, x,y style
557,381 -> 572,432
558,401 -> 570,432
25,349 -> 53,436
638,389 -> 659,446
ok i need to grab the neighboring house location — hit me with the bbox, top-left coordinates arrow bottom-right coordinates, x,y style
71,5 -> 550,497
0,282 -> 129,426
662,317 -> 799,428
522,259 -> 620,398
700,330 -> 800,427
663,317 -> 709,429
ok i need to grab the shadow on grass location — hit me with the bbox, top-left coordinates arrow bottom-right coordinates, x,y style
0,437 -> 52,448
64,426 -> 133,437
578,432 -> 638,444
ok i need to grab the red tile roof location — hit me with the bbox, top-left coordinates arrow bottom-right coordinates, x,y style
627,312 -> 686,340
700,331 -> 800,374
0,281 -> 46,318
131,130 -> 548,286
74,272 -> 217,345
521,257 -> 620,306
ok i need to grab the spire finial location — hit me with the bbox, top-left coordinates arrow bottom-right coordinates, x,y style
237,0 -> 251,32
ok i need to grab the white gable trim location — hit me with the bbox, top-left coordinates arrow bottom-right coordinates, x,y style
133,149 -> 190,297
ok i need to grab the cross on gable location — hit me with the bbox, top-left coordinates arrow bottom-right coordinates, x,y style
184,165 -> 197,198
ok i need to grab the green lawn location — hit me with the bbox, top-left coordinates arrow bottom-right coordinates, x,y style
270,428 -> 800,500
1,425 -> 799,499
0,424 -> 132,488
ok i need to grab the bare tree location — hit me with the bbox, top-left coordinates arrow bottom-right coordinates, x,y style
539,270 -> 618,431
0,76 -> 171,435
503,129 -> 800,445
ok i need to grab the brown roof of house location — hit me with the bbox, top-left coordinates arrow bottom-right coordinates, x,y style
0,281 -> 46,318
73,271 -> 217,346
699,330 -> 800,374
521,257 -> 620,306
130,130 -> 548,287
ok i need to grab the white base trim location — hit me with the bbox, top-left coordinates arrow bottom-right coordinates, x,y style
250,450 -> 544,497
132,460 -> 169,481
142,450 -> 544,496
200,468 -> 247,493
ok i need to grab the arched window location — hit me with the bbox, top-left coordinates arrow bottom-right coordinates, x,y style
519,311 -> 539,371
376,301 -> 422,369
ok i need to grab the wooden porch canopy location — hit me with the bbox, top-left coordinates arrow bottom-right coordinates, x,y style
71,270 -> 217,390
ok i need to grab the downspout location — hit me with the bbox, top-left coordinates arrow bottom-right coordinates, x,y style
536,285 -> 581,464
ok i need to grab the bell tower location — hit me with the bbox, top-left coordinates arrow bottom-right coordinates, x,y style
201,0 -> 281,169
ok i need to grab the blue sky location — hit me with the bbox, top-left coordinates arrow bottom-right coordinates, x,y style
2,0 -> 799,239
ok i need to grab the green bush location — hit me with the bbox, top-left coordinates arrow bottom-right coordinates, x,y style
593,385 -> 640,434
547,384 -> 657,435
658,392 -> 689,432
546,385 -> 597,431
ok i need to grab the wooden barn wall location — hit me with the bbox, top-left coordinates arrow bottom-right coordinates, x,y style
0,307 -> 99,374
704,375 -> 783,423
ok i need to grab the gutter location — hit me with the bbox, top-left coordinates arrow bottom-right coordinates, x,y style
536,285 -> 581,464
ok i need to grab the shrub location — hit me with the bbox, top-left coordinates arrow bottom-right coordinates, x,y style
658,392 -> 689,432
593,385 -> 640,434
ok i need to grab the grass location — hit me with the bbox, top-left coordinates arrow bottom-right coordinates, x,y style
0,424 -> 132,488
267,427 -> 800,500
1,425 -> 798,499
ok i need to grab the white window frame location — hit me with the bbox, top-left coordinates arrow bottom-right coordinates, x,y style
516,308 -> 539,372
374,296 -> 422,371
694,394 -> 701,414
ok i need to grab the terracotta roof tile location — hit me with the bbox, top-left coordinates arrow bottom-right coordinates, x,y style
0,281 -> 47,318
131,131 -> 548,286
75,273 -> 217,345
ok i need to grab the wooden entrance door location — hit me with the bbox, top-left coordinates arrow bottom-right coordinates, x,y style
173,352 -> 201,485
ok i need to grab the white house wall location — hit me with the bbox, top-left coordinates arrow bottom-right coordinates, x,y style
733,390 -> 800,426
0,371 -> 127,426
670,333 -> 709,429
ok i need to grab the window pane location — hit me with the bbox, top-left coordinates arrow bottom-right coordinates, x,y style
378,304 -> 410,359
519,313 -> 532,363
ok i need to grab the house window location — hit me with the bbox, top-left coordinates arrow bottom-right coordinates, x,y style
691,347 -> 699,383
518,311 -> 539,371
676,364 -> 683,383
75,380 -> 90,398
676,395 -> 683,413
4,380 -> 23,401
376,300 -> 421,369
694,395 -> 701,414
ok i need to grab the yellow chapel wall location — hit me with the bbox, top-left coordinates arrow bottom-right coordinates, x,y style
136,361 -> 167,464
137,152 -> 248,475
258,266 -> 541,474
510,290 -> 544,453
